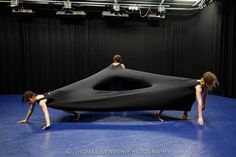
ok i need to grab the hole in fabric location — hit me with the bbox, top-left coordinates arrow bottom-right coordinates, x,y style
93,76 -> 152,91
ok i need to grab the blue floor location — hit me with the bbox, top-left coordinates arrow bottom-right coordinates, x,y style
1,95 -> 236,157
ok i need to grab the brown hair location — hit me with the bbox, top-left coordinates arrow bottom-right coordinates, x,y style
22,91 -> 37,103
113,55 -> 122,63
200,72 -> 219,88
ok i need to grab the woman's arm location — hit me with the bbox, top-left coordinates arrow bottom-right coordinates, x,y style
18,104 -> 35,123
202,91 -> 208,111
39,100 -> 50,129
121,64 -> 125,69
195,85 -> 204,125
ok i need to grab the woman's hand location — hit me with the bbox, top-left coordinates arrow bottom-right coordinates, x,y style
197,117 -> 204,126
17,119 -> 27,124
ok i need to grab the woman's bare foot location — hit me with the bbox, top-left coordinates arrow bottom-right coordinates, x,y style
183,114 -> 191,120
183,111 -> 191,120
155,112 -> 164,122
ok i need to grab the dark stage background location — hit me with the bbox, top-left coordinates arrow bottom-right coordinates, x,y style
0,0 -> 235,98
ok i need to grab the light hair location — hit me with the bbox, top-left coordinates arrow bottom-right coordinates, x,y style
200,71 -> 219,88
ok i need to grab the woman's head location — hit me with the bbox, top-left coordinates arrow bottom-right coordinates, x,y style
22,91 -> 37,104
200,72 -> 219,91
113,55 -> 122,63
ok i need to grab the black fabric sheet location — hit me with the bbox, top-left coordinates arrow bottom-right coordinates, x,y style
44,66 -> 198,111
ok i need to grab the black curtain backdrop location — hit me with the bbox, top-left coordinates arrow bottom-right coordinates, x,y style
0,1 -> 235,98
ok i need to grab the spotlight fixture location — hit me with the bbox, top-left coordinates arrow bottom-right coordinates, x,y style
147,13 -> 165,19
56,10 -> 86,16
12,8 -> 34,14
128,4 -> 139,11
101,11 -> 129,18
56,0 -> 86,16
10,0 -> 34,14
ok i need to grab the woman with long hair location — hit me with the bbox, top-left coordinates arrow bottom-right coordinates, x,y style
156,71 -> 219,126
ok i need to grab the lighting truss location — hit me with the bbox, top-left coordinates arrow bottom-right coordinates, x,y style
1,0 -> 215,17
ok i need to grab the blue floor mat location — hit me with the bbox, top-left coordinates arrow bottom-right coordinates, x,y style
0,95 -> 236,157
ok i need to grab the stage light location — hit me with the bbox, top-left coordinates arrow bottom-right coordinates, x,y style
12,8 -> 35,14
56,0 -> 86,16
10,0 -> 35,14
128,4 -> 139,11
101,11 -> 129,18
56,10 -> 86,16
147,14 -> 165,19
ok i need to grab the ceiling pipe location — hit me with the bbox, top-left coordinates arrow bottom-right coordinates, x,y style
1,0 -> 207,11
